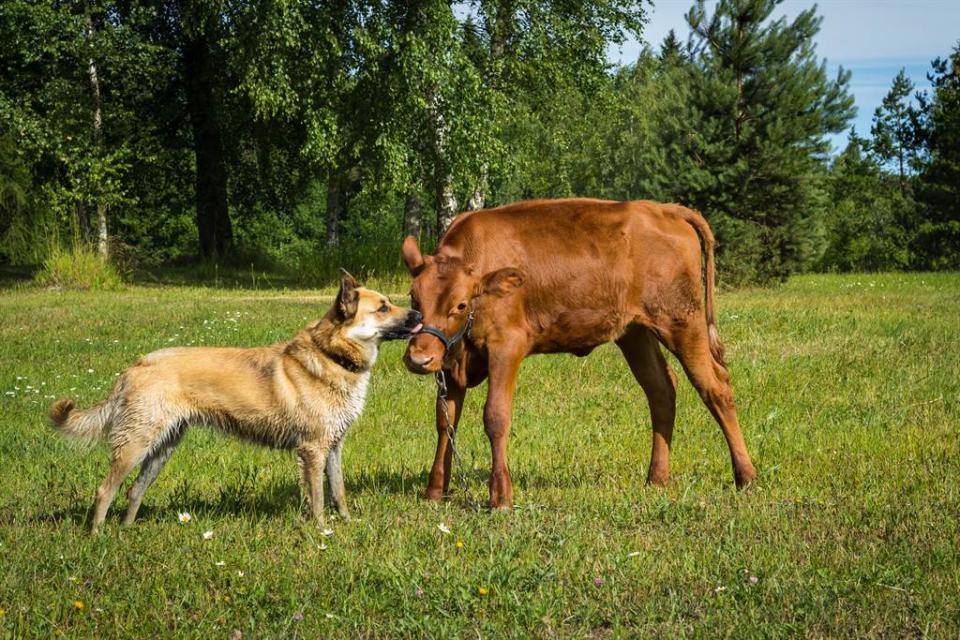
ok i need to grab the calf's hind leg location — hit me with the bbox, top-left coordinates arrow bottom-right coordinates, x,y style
616,326 -> 678,486
667,323 -> 757,488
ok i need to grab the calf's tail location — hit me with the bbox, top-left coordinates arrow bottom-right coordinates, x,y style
677,207 -> 726,367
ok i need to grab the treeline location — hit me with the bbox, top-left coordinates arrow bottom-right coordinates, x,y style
0,0 -> 957,285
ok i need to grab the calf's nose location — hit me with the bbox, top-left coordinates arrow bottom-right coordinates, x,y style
410,354 -> 434,367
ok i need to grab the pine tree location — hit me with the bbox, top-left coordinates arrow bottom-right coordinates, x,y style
870,69 -> 920,197
914,43 -> 960,268
659,29 -> 685,63
682,0 -> 855,284
820,130 -> 912,271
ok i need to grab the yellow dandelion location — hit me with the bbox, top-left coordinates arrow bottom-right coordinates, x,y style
478,586 -> 489,596
0,607 -> 6,617
456,540 -> 464,549
73,600 -> 85,610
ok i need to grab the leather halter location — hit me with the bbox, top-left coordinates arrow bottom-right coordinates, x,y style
417,306 -> 475,354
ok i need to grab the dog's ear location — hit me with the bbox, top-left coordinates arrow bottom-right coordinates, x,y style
336,268 -> 359,319
477,267 -> 525,298
401,236 -> 425,276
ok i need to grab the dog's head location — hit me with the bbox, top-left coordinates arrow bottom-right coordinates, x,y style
333,269 -> 422,344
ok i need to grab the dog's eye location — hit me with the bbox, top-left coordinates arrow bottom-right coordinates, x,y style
378,304 -> 389,313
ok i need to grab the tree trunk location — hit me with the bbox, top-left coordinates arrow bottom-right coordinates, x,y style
435,179 -> 458,234
86,13 -> 108,259
183,27 -> 231,259
325,167 -> 362,245
466,164 -> 488,211
464,2 -> 512,214
403,190 -> 423,239
325,175 -> 342,246
426,87 -> 458,234
488,0 -> 514,68
898,143 -> 906,197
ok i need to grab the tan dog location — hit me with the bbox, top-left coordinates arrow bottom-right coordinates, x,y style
49,270 -> 422,533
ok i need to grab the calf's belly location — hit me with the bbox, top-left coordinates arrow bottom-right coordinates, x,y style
529,305 -> 631,355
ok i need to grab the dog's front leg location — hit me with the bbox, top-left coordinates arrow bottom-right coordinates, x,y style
297,442 -> 329,526
326,441 -> 350,521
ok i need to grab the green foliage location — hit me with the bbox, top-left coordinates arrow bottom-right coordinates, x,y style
819,134 -> 913,272
34,245 -> 124,290
913,43 -> 960,269
870,68 -> 922,192
680,0 -> 855,283
0,133 -> 38,263
0,0 -> 957,281
820,43 -> 960,273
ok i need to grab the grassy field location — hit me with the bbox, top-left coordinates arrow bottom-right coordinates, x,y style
1,272 -> 958,638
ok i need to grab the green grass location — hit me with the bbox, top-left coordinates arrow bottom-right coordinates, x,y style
1,272 -> 958,638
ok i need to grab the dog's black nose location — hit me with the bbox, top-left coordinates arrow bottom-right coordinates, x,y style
407,310 -> 423,326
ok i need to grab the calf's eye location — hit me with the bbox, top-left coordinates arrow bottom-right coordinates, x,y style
457,302 -> 467,311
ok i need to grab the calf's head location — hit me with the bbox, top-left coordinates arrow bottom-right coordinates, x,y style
401,235 -> 524,374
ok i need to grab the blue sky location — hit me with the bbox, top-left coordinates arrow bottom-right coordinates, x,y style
609,0 -> 960,152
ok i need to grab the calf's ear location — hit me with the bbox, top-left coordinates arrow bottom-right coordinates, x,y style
401,236 -> 425,275
336,268 -> 360,319
479,267 -> 525,298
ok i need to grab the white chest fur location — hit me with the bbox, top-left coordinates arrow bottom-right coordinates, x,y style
326,371 -> 370,446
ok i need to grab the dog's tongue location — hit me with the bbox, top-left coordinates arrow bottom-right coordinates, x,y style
410,323 -> 423,334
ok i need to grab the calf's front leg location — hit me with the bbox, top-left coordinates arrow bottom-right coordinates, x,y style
425,375 -> 466,501
483,347 -> 524,511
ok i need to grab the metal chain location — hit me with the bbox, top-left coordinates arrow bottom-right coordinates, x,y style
436,369 -> 481,510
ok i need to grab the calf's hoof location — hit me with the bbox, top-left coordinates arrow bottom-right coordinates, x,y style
646,470 -> 670,487
488,496 -> 513,512
735,466 -> 757,490
423,487 -> 445,502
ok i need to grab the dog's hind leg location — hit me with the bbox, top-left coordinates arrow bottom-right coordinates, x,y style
297,442 -> 330,526
90,445 -> 142,534
122,424 -> 185,525
325,441 -> 350,521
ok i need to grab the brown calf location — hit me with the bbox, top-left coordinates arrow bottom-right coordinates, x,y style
401,198 -> 756,510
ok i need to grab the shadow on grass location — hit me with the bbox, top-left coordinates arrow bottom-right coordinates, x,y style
0,264 -> 35,288
9,466 -> 607,527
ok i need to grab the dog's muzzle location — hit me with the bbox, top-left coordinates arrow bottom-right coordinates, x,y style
381,310 -> 423,341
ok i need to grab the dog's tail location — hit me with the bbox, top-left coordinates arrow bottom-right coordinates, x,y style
676,206 -> 726,367
49,398 -> 112,443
